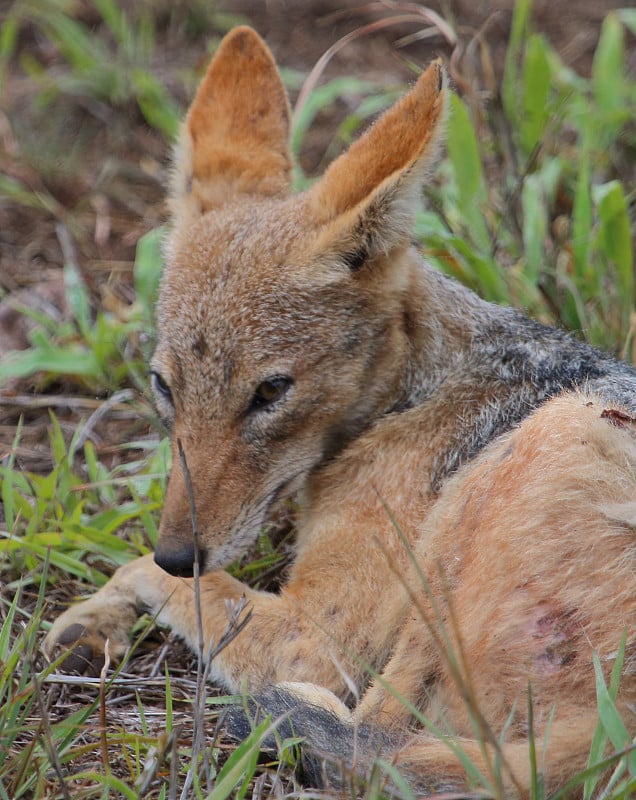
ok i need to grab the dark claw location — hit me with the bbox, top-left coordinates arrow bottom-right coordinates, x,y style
56,622 -> 88,646
50,623 -> 106,677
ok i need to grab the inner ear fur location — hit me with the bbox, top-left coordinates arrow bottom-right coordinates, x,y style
170,26 -> 292,222
309,61 -> 447,261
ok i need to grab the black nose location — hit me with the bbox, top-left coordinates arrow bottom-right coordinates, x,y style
154,541 -> 205,578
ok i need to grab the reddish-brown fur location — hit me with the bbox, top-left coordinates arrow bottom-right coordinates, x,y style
44,27 -> 636,796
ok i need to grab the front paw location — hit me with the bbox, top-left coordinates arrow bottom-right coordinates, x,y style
43,597 -> 136,676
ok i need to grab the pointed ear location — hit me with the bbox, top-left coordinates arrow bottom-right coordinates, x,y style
309,61 -> 447,266
170,26 -> 292,223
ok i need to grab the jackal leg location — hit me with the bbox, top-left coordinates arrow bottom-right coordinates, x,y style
229,394 -> 636,794
43,548 -> 404,695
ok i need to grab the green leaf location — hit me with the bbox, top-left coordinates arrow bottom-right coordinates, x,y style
290,77 -> 375,163
0,418 -> 23,532
521,158 -> 561,286
0,592 -> 19,662
206,717 -> 273,800
0,175 -> 56,212
571,131 -> 592,281
63,257 -> 92,339
593,649 -> 636,775
446,93 -> 490,252
521,174 -> 546,284
592,13 -> 625,117
521,34 -> 551,155
47,412 -> 68,468
40,12 -> 102,74
445,236 -> 509,303
0,13 -> 18,93
134,226 -> 164,326
92,0 -> 128,48
68,772 -> 137,799
502,0 -> 532,125
593,180 -> 634,330
0,345 -> 99,383
132,69 -> 180,138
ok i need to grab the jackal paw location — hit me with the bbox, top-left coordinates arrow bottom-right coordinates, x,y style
43,598 -> 136,676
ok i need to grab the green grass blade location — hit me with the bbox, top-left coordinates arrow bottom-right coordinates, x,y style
446,93 -> 490,252
0,592 -> 20,662
0,12 -> 19,94
592,13 -> 625,118
502,0 -> 532,125
133,226 -> 164,328
593,649 -> 635,775
521,173 -> 546,285
593,180 -> 634,334
0,345 -> 100,383
0,416 -> 23,532
206,718 -> 272,800
520,34 -> 551,155
571,128 -> 592,284
63,257 -> 92,341
131,69 -> 180,138
290,76 -> 375,163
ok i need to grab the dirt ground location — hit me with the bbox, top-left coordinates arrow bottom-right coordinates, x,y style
228,0 -> 620,78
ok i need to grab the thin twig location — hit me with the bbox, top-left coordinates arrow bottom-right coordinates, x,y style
41,672 -> 197,689
136,727 -> 182,795
0,394 -> 138,410
293,5 -> 457,123
55,223 -> 80,273
147,639 -> 173,679
169,726 -> 181,800
99,639 -> 112,776
177,438 -> 208,799
73,388 -> 136,453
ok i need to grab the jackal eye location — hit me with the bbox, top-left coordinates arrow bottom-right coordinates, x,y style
249,376 -> 292,413
151,371 -> 173,404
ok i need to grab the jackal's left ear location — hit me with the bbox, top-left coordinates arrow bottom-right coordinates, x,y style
309,61 -> 447,265
169,26 -> 292,223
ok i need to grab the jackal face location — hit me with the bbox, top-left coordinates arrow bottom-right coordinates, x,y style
150,27 -> 446,577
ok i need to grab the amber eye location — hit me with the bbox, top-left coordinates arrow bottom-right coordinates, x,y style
151,371 -> 173,403
249,376 -> 292,412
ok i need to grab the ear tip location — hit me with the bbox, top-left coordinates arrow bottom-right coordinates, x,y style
224,25 -> 265,46
435,60 -> 446,94
419,59 -> 447,97
217,25 -> 271,60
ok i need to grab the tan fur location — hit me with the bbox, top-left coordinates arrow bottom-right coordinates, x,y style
353,394 -> 636,791
44,27 -> 636,796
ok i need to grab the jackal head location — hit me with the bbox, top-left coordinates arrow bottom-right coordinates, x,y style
151,26 -> 446,576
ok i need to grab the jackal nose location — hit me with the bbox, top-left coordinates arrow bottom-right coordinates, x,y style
154,541 -> 205,578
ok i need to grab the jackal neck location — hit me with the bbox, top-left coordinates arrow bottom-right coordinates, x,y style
396,255 -> 489,410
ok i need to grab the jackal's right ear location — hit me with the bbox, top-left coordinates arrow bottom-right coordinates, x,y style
309,61 -> 447,265
169,26 -> 292,224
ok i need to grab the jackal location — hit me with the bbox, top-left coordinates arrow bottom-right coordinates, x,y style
44,26 -> 636,796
